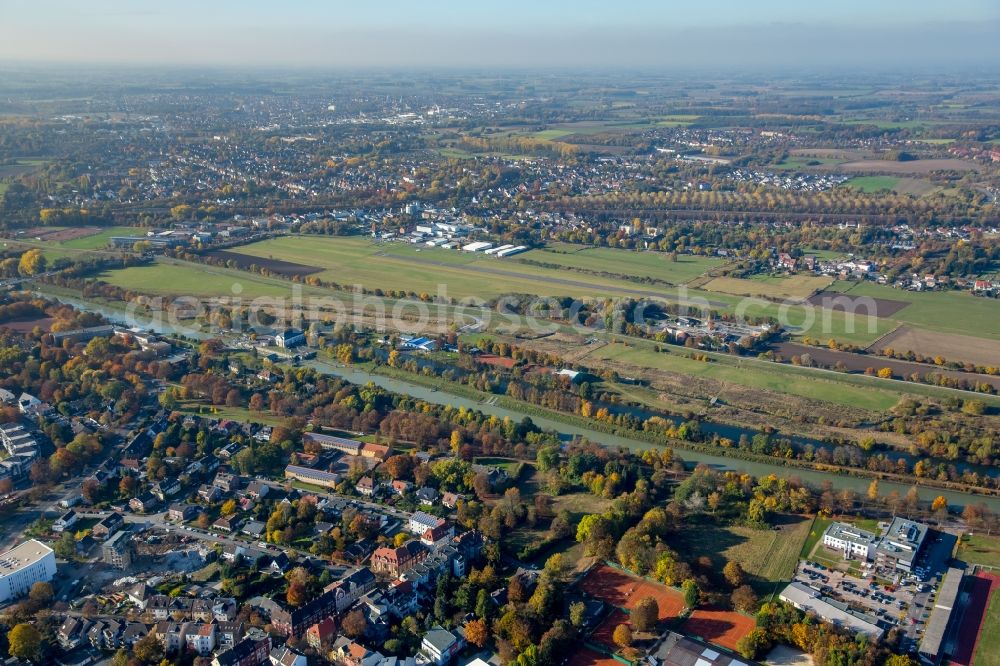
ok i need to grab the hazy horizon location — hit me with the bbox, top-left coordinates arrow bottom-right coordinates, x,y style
1,0 -> 998,71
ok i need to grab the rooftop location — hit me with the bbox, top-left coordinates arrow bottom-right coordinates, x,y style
0,539 -> 54,576
919,567 -> 963,658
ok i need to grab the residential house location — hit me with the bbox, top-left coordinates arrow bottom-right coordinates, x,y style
212,628 -> 272,666
129,493 -> 159,513
52,511 -> 78,533
325,567 -> 377,613
270,646 -> 308,666
245,480 -> 271,500
198,484 -> 223,503
356,476 -> 377,496
391,480 -> 413,496
415,487 -> 439,506
92,512 -> 124,540
306,616 -> 337,650
214,472 -> 242,493
213,514 -> 242,533
168,504 -> 200,522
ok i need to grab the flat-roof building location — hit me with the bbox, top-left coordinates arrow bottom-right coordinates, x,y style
823,522 -> 879,560
875,517 -> 928,573
779,582 -> 883,639
0,539 -> 57,603
918,567 -> 963,664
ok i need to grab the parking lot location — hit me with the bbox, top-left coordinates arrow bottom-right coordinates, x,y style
795,530 -> 955,653
796,561 -> 913,619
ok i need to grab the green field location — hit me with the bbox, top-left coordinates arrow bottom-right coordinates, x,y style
975,591 -> 1000,666
591,342 -> 902,411
958,534 -> 1000,568
828,281 -> 1000,341
517,244 -> 726,285
701,274 -> 833,300
97,258 -> 335,299
674,518 -> 812,595
844,176 -> 900,193
224,235 -> 725,301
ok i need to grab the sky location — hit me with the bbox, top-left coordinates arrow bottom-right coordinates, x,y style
1,0 -> 998,69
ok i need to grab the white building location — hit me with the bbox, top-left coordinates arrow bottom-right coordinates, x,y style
0,540 -> 57,603
408,511 -> 443,536
822,522 -> 878,560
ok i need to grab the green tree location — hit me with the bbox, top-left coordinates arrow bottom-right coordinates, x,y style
682,579 -> 700,608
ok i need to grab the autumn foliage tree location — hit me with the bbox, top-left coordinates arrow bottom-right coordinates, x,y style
464,618 -> 489,648
631,597 -> 659,633
612,623 -> 632,649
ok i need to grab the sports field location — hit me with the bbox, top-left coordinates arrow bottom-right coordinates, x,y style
564,648 -> 620,666
579,564 -> 686,621
590,608 -> 631,650
683,608 -> 756,651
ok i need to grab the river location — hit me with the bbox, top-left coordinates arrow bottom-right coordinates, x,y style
41,290 -> 1000,510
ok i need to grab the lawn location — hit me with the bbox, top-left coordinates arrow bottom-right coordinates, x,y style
177,401 -> 286,426
673,518 -> 813,595
959,534 -> 1000,569
844,176 -> 900,193
591,342 -> 902,411
800,517 -> 833,558
516,245 -> 726,285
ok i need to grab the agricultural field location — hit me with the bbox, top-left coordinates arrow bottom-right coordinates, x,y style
700,274 -> 832,300
671,518 -> 813,595
844,176 -> 900,193
843,176 -> 937,196
590,342 -> 902,411
60,226 -> 151,250
836,158 -> 981,174
829,281 -> 1000,342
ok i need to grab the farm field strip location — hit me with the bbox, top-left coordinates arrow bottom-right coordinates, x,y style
590,341 -> 902,411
